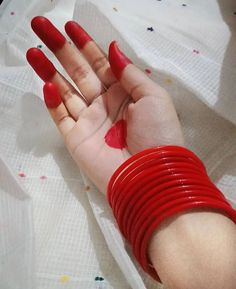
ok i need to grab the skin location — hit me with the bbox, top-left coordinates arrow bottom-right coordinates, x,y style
27,17 -> 236,289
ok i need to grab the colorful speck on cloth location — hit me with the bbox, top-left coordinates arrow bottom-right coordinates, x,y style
95,276 -> 104,281
40,175 -> 47,180
147,27 -> 154,32
85,185 -> 91,191
193,49 -> 200,54
145,68 -> 152,74
10,11 -> 15,15
18,172 -> 26,177
59,275 -> 70,283
165,78 -> 173,85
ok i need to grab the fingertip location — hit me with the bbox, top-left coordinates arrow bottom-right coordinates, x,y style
43,82 -> 62,109
31,16 -> 46,30
31,15 -> 66,52
26,47 -> 56,81
65,21 -> 92,49
26,47 -> 38,62
108,41 -> 132,80
64,20 -> 75,32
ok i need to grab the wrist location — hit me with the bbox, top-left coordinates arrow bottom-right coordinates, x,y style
148,209 -> 236,289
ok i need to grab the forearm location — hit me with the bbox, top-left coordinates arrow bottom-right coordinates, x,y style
148,210 -> 236,289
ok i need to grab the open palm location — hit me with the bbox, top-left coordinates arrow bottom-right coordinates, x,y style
27,17 -> 184,193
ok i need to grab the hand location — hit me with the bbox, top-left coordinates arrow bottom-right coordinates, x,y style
26,17 -> 236,289
26,16 -> 184,193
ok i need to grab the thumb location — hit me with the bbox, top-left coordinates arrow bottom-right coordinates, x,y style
108,41 -> 165,102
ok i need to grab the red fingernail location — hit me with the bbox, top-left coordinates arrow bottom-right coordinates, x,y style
108,41 -> 132,80
43,82 -> 62,109
65,21 -> 93,49
31,16 -> 66,52
26,48 -> 56,81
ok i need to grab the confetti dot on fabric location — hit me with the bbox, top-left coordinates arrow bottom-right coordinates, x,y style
145,68 -> 152,74
165,78 -> 173,84
37,44 -> 43,49
85,185 -> 90,191
10,11 -> 15,15
95,276 -> 104,281
147,27 -> 154,32
59,275 -> 70,283
40,175 -> 47,180
193,49 -> 200,54
113,7 -> 118,12
18,172 -> 26,178
182,4 -> 187,7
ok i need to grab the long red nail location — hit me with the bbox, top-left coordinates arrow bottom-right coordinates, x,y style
26,48 -> 56,81
31,16 -> 66,52
43,82 -> 62,109
108,41 -> 132,80
65,21 -> 93,49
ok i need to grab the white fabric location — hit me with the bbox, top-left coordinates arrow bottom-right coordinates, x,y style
0,0 -> 236,289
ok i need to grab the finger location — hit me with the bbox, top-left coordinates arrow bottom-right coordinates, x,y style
26,48 -> 87,119
65,21 -> 116,88
108,41 -> 166,102
31,16 -> 104,103
43,82 -> 75,137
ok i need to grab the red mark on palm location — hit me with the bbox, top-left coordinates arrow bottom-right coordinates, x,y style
105,120 -> 127,149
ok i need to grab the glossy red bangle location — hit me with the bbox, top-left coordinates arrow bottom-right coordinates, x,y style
116,173 -> 212,228
113,160 -> 206,214
123,186 -> 228,240
110,155 -> 206,208
114,166 -> 211,219
107,146 -> 206,204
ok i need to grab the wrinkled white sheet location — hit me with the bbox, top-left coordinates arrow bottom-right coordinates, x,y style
0,0 -> 236,288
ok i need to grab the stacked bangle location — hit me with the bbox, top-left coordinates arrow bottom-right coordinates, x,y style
107,146 -> 236,282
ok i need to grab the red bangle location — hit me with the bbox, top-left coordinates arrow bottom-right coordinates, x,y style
116,172 -> 222,230
123,186 -> 228,240
107,146 -> 236,282
107,146 -> 206,205
113,161 -> 207,215
115,168 -> 212,219
116,174 -> 217,235
109,156 -> 201,207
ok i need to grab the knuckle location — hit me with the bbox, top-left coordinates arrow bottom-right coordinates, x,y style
57,114 -> 70,125
92,55 -> 108,73
72,64 -> 90,83
129,83 -> 144,98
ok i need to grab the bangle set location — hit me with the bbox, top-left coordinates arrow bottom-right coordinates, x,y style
107,146 -> 236,281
